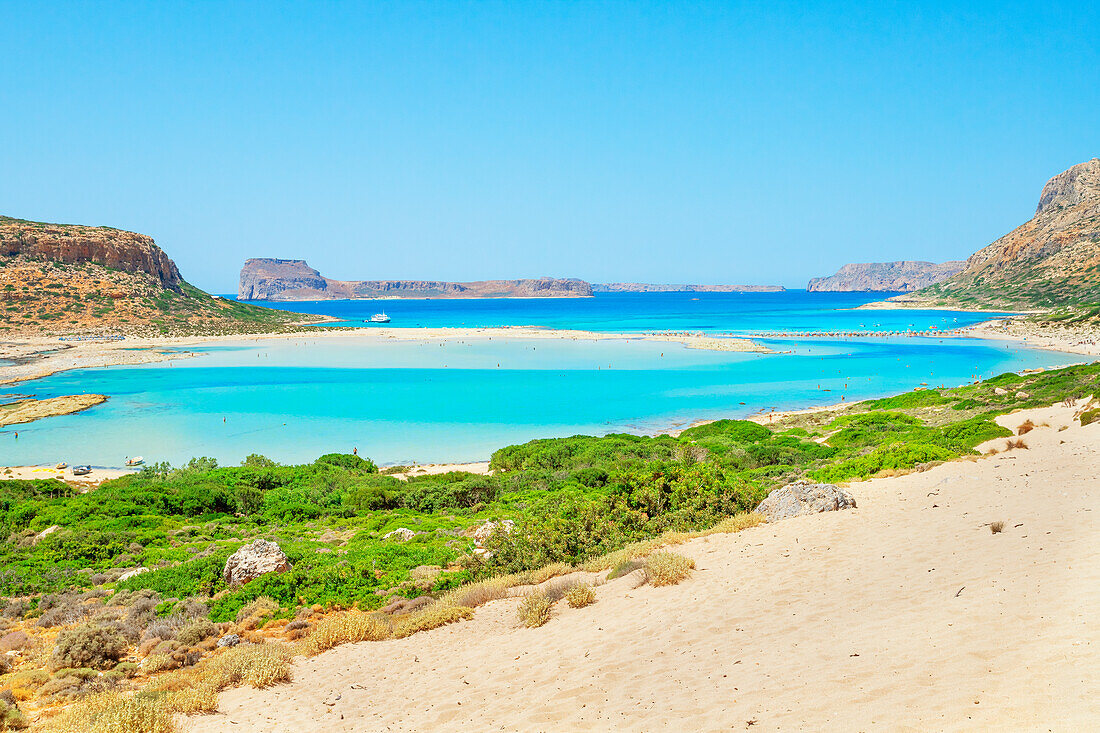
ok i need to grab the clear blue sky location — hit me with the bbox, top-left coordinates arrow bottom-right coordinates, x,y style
2,1 -> 1097,292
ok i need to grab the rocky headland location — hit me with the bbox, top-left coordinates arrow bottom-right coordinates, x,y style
238,258 -> 594,300
882,158 -> 1100,310
0,216 -> 307,337
807,260 -> 966,292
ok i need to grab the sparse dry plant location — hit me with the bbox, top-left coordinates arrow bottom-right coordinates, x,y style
990,521 -> 1005,534
51,624 -> 127,671
1005,438 -> 1029,450
565,583 -> 596,608
643,552 -> 695,587
1017,420 -> 1035,435
517,592 -> 553,628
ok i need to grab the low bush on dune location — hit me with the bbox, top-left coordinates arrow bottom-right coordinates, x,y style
643,552 -> 695,587
517,592 -> 553,628
565,583 -> 596,608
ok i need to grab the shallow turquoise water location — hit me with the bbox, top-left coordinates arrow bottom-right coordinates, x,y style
2,324 -> 1084,467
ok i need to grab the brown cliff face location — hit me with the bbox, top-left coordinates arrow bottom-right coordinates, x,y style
0,216 -> 182,291
912,158 -> 1100,308
238,258 -> 594,300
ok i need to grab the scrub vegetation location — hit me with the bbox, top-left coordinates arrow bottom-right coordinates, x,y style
1,361 -> 1097,728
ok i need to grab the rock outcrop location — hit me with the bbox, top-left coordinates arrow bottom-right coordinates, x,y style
755,482 -> 857,522
0,215 -> 181,291
238,258 -> 594,300
592,283 -> 786,293
223,540 -> 292,585
894,158 -> 1100,308
807,261 -> 966,292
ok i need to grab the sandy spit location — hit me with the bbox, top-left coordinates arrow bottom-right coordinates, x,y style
0,326 -> 769,388
0,393 -> 108,427
193,400 -> 1099,732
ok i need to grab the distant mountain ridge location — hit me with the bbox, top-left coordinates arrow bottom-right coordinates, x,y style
238,259 -> 593,300
592,283 -> 785,293
903,158 -> 1100,309
807,261 -> 966,292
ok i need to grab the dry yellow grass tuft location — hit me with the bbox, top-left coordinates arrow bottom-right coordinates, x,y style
37,691 -> 175,733
298,611 -> 390,656
990,521 -> 1005,534
517,592 -> 553,628
391,602 -> 473,638
1017,419 -> 1036,435
441,577 -> 510,608
644,552 -> 696,587
234,596 -> 280,630
165,681 -> 220,715
705,512 -> 765,534
204,642 -> 293,689
565,583 -> 596,608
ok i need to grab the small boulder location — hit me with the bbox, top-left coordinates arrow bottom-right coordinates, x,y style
32,525 -> 61,544
117,567 -> 149,582
223,539 -> 291,586
756,482 -> 856,522
383,527 -> 416,542
1015,391 -> 1030,399
216,634 -> 241,648
471,519 -> 515,544
993,387 -> 1009,396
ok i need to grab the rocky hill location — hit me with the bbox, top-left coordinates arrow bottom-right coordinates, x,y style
592,283 -> 785,293
894,158 -> 1100,309
0,216 -> 304,336
807,261 -> 966,292
239,258 -> 594,300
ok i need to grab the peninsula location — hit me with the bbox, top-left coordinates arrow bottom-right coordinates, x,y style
238,258 -> 593,300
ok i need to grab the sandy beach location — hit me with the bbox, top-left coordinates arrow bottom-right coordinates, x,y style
190,399 -> 1099,732
0,326 -> 770,388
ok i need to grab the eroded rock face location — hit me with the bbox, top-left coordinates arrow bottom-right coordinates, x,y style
756,482 -> 856,522
0,216 -> 182,291
223,539 -> 292,586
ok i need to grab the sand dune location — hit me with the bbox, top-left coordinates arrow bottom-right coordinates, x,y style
191,402 -> 1098,732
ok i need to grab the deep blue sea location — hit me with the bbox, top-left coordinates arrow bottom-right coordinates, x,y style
2,292 -> 1086,467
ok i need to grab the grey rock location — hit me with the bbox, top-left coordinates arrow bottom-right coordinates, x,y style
383,527 -> 416,542
223,539 -> 292,586
756,482 -> 857,522
217,633 -> 241,648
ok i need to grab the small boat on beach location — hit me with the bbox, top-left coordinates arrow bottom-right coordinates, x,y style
72,465 -> 92,476
55,462 -> 67,470
125,457 -> 144,467
370,312 -> 391,323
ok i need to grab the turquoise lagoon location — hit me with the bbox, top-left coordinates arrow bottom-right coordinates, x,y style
2,292 -> 1087,467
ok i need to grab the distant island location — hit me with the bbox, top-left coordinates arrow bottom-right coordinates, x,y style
592,283 -> 785,293
807,261 -> 966,292
238,258 -> 593,300
238,259 -> 785,300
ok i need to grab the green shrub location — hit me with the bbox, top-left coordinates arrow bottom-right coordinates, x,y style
176,619 -> 218,646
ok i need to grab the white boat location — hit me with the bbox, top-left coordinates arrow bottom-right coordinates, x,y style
125,457 -> 144,467
370,312 -> 391,323
55,462 -> 68,470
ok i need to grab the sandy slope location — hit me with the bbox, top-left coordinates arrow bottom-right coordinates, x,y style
194,402 -> 1095,731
